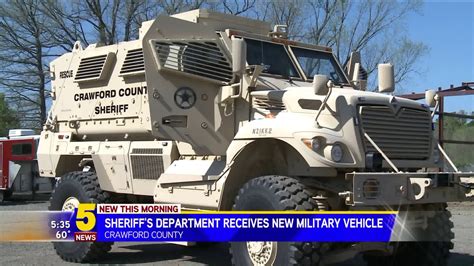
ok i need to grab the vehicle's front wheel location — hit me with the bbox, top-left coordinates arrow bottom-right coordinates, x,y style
49,171 -> 113,262
229,175 -> 329,266
365,203 -> 454,266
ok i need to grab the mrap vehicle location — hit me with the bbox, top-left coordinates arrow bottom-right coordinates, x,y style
38,9 -> 473,265
0,129 -> 53,202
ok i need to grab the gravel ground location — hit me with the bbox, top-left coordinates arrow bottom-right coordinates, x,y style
0,194 -> 473,265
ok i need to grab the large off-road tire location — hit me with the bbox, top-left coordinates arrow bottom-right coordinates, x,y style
365,203 -> 454,266
230,175 -> 329,266
49,171 -> 113,262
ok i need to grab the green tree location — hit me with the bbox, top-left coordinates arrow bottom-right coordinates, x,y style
440,112 -> 474,170
0,93 -> 20,136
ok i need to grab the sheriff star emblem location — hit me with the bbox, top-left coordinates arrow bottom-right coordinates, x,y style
174,87 -> 196,109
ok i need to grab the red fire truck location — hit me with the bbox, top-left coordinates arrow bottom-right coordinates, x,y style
0,129 -> 54,202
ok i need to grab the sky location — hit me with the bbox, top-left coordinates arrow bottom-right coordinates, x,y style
405,0 -> 474,113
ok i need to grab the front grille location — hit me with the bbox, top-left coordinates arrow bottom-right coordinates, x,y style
130,155 -> 164,180
360,105 -> 431,160
131,148 -> 163,155
130,148 -> 164,180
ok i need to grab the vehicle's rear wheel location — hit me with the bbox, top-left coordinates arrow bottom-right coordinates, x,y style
49,171 -> 113,262
364,203 -> 454,266
229,175 -> 329,266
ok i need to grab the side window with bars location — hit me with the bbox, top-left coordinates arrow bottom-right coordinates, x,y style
74,53 -> 115,83
120,48 -> 145,76
153,40 -> 233,84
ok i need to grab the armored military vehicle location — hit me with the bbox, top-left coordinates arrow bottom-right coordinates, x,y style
38,9 -> 473,265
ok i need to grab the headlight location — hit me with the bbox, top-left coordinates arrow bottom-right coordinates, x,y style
302,137 -> 324,152
311,138 -> 321,151
331,144 -> 343,162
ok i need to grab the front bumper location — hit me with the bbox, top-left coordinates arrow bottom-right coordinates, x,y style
344,172 -> 474,206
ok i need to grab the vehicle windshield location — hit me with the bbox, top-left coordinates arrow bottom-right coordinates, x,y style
291,47 -> 348,84
244,38 -> 299,78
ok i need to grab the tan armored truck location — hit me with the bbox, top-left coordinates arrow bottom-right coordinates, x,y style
38,9 -> 473,265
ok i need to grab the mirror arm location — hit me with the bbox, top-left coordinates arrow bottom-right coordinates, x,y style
352,63 -> 360,82
315,83 -> 333,128
431,100 -> 439,119
247,65 -> 263,88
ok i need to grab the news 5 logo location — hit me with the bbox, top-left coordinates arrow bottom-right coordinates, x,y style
76,203 -> 96,231
75,203 -> 98,242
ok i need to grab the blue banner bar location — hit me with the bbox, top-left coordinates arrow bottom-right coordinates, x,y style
93,213 -> 396,242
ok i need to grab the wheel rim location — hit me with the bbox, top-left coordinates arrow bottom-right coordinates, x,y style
246,241 -> 277,265
62,197 -> 80,211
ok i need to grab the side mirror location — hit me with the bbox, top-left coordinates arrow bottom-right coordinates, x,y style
313,75 -> 329,95
346,52 -> 367,91
378,63 -> 395,93
232,38 -> 246,76
425,90 -> 437,107
346,51 -> 360,79
352,63 -> 367,91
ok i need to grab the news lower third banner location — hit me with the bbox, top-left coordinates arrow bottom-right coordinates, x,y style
0,204 -> 397,242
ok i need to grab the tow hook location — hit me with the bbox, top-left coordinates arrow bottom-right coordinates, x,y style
408,177 -> 433,200
338,191 -> 354,205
